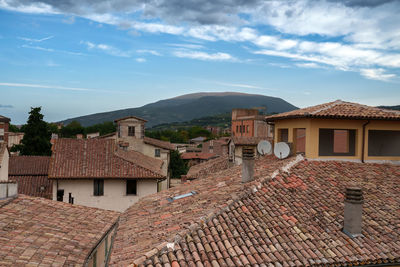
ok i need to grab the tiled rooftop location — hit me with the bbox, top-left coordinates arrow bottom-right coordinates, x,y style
181,152 -> 218,160
265,100 -> 400,121
110,155 -> 293,266
49,138 -> 164,179
110,157 -> 400,266
8,156 -> 52,199
0,115 -> 10,122
0,195 -> 119,266
186,156 -> 230,179
9,156 -> 50,176
144,137 -> 176,151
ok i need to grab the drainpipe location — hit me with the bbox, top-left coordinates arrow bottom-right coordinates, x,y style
361,120 -> 370,163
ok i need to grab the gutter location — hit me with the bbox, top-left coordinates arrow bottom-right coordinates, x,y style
361,120 -> 370,163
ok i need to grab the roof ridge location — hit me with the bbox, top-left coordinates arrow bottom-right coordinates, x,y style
345,100 -> 400,115
310,99 -> 342,115
135,155 -> 305,265
113,151 -> 164,178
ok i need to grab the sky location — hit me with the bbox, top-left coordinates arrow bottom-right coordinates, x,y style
0,0 -> 400,124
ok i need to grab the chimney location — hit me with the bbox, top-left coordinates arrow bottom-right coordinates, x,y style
242,147 -> 255,183
343,187 -> 364,237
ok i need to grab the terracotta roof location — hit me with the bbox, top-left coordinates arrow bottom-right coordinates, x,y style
230,136 -> 268,145
49,138 -> 164,179
181,152 -> 218,160
265,100 -> 400,121
0,195 -> 119,266
186,156 -> 230,179
110,157 -> 400,266
114,116 -> 148,123
9,156 -> 50,175
109,155 -> 292,266
144,137 -> 176,150
8,156 -> 52,199
114,149 -> 164,174
0,115 -> 10,123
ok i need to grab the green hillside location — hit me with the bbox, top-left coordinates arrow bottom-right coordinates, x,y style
60,92 -> 298,127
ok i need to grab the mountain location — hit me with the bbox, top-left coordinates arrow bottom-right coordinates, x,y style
378,105 -> 400,111
60,92 -> 298,127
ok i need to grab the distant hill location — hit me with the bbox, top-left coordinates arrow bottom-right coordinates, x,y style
60,92 -> 298,127
378,105 -> 400,111
150,113 -> 232,131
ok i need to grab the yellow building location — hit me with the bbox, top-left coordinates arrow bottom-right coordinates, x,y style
265,100 -> 400,163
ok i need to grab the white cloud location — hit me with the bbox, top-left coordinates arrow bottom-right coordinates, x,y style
136,49 -> 161,56
18,35 -> 54,43
215,82 -> 275,90
360,68 -> 396,81
0,1 -> 57,14
21,44 -> 85,56
0,82 -> 94,91
135,58 -> 146,63
173,50 -> 235,61
81,41 -> 131,57
295,62 -> 321,68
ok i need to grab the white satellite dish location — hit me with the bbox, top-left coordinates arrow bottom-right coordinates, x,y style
274,142 -> 291,159
257,140 -> 272,155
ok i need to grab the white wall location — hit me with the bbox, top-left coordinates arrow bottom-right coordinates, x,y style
0,148 -> 9,181
53,179 -> 158,212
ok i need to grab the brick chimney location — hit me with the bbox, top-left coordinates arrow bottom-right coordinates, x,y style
343,187 -> 364,237
242,147 -> 255,183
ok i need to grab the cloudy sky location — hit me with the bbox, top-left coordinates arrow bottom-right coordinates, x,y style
1,0 -> 399,124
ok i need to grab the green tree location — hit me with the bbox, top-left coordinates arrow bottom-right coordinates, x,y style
9,124 -> 21,132
60,120 -> 84,138
12,107 -> 52,156
169,150 -> 188,178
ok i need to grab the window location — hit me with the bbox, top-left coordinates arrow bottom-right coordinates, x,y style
319,129 -> 356,156
368,130 -> 400,156
117,125 -> 121,138
141,126 -> 145,138
126,180 -> 137,195
246,125 -> 249,133
57,189 -> 64,202
0,128 -> 4,141
333,130 -> 349,153
236,125 -> 239,133
155,148 -> 161,157
128,126 -> 135,137
94,179 -> 104,196
278,129 -> 289,142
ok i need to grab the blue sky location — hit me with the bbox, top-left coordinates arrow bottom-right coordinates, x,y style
0,0 -> 399,124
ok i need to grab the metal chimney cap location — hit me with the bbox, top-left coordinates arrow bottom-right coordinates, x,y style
345,187 -> 364,204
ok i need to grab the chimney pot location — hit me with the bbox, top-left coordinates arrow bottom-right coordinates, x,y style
343,187 -> 363,237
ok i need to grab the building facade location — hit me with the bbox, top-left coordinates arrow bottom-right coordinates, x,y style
231,108 -> 273,138
49,138 -> 166,212
266,100 -> 400,163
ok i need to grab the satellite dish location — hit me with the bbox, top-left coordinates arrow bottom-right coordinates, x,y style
257,140 -> 272,155
274,142 -> 291,159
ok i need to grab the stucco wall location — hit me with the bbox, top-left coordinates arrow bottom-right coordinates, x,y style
0,148 -> 9,181
53,179 -> 158,212
274,118 -> 400,161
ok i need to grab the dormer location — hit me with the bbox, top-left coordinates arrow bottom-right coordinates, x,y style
114,116 -> 147,140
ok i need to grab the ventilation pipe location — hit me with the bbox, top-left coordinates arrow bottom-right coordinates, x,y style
343,187 -> 364,237
242,147 -> 255,183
